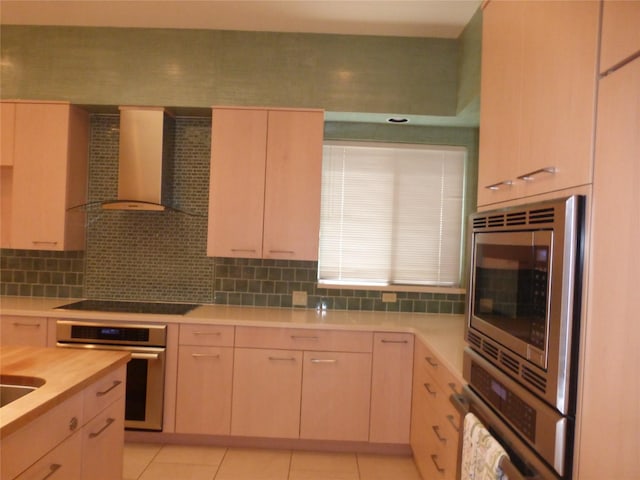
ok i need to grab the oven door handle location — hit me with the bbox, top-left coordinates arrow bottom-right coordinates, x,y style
130,352 -> 160,361
451,389 -> 552,480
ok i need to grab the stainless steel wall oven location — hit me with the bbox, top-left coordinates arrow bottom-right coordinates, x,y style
56,320 -> 167,431
463,195 -> 585,479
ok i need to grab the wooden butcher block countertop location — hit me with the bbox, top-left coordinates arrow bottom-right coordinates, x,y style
0,345 -> 130,436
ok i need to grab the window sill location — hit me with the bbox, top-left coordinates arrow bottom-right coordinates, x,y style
316,282 -> 466,295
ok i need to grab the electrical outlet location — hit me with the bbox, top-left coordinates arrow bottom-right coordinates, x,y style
292,291 -> 308,306
382,293 -> 397,303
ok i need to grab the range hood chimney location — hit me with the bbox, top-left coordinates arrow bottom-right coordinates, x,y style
102,106 -> 175,211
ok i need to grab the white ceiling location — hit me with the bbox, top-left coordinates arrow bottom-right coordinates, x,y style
0,0 -> 481,39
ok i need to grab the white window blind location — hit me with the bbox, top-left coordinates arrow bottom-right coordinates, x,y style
319,142 -> 465,287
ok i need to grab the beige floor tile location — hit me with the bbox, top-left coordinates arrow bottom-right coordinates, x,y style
289,451 -> 359,480
214,448 -> 292,480
153,444 -> 227,466
357,454 -> 422,480
138,462 -> 218,480
123,443 -> 163,480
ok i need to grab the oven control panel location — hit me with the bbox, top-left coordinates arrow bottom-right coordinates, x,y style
470,362 -> 537,442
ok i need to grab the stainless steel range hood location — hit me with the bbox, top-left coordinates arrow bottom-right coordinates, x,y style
102,106 -> 175,211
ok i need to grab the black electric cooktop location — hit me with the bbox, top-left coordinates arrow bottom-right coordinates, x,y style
56,299 -> 199,315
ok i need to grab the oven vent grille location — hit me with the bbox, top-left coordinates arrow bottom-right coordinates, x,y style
500,351 -> 521,375
522,365 -> 547,393
467,331 -> 483,350
473,206 -> 556,229
482,341 -> 499,360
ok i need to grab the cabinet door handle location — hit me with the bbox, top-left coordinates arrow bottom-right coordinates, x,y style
89,417 -> 116,438
268,356 -> 297,361
423,383 -> 437,396
291,335 -> 319,340
425,356 -> 438,367
432,425 -> 447,443
32,240 -> 58,245
231,248 -> 257,253
12,322 -> 41,328
380,339 -> 409,344
269,250 -> 295,254
430,454 -> 445,473
96,380 -> 122,397
517,166 -> 556,181
446,414 -> 460,433
485,179 -> 513,191
310,358 -> 337,364
42,464 -> 62,480
193,331 -> 222,336
448,382 -> 458,394
191,353 -> 221,359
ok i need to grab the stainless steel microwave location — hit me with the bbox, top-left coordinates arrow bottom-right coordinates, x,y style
466,195 -> 585,415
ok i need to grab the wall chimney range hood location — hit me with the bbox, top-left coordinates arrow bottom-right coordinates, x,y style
102,106 -> 176,211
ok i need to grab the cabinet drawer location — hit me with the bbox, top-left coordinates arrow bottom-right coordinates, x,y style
235,326 -> 372,352
14,429 -> 82,480
179,323 -> 235,346
0,316 -> 48,346
81,397 -> 125,480
83,365 -> 126,421
1,391 -> 83,480
414,340 -> 461,397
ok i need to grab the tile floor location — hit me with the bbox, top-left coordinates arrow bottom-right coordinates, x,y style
124,443 -> 423,480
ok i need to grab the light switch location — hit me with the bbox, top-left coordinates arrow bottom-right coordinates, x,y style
292,291 -> 308,306
382,293 -> 397,303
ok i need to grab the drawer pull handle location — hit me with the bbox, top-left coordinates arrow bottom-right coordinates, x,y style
32,240 -> 58,245
96,380 -> 122,397
269,250 -> 295,254
448,382 -> 458,394
380,339 -> 409,344
432,425 -> 447,443
425,356 -> 438,367
192,353 -> 221,359
517,166 -> 556,181
231,248 -> 257,253
310,358 -> 337,364
12,322 -> 41,328
423,383 -> 437,396
69,416 -> 78,432
430,454 -> 445,473
446,414 -> 460,433
291,335 -> 319,340
193,331 -> 222,336
42,464 -> 62,480
268,356 -> 297,361
89,417 -> 116,438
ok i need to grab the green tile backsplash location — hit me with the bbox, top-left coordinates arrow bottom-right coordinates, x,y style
0,114 -> 470,313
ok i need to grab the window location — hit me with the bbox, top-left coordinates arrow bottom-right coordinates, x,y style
319,141 -> 466,287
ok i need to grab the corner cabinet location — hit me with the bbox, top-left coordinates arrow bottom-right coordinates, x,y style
207,107 -> 324,261
1,101 -> 89,250
477,0 -> 600,206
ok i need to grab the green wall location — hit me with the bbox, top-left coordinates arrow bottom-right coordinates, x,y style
0,25 -> 473,118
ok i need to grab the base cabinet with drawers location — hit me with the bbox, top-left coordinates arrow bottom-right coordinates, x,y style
1,365 -> 126,480
410,338 -> 462,480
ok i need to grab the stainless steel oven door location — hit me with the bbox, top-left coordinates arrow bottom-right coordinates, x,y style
451,386 -> 562,480
56,343 -> 165,431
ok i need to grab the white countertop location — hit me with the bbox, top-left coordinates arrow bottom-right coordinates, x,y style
0,296 -> 467,377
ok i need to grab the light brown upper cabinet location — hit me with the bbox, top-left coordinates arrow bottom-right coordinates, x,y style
477,0 -> 600,206
7,101 -> 89,250
1,102 -> 16,167
207,107 -> 324,260
599,0 -> 640,74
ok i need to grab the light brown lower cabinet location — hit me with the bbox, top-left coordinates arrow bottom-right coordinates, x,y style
231,347 -> 303,439
411,339 -> 462,480
1,366 -> 126,480
300,351 -> 372,442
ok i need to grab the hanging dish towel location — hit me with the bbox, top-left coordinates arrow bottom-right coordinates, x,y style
461,412 -> 510,480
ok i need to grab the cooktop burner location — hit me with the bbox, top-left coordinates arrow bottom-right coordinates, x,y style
56,299 -> 199,315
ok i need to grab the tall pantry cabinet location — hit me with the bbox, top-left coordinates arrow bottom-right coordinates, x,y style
574,2 -> 640,478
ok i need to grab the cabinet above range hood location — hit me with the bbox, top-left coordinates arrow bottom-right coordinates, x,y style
101,106 -> 175,211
